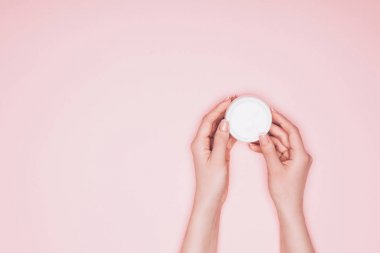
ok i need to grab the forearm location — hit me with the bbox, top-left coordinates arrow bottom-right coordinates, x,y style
276,206 -> 314,253
180,199 -> 222,253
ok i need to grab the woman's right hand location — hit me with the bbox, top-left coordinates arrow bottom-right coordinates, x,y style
250,108 -> 315,253
249,109 -> 313,214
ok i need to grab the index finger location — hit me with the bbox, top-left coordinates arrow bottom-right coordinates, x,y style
194,97 -> 233,149
271,109 -> 306,157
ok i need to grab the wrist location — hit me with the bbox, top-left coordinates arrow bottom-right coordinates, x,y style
275,203 -> 305,224
194,190 -> 225,210
273,197 -> 303,216
193,193 -> 224,215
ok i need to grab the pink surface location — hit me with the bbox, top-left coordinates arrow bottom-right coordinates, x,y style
1,1 -> 380,252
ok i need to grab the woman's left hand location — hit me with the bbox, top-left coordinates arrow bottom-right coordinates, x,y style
190,96 -> 237,210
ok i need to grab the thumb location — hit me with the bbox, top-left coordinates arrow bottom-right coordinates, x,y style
210,119 -> 230,163
258,133 -> 282,171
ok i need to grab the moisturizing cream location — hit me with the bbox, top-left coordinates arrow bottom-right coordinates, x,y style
225,96 -> 272,142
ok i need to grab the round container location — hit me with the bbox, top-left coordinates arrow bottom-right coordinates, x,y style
225,96 -> 272,142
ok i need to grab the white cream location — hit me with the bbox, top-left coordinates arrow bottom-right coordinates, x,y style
225,96 -> 272,142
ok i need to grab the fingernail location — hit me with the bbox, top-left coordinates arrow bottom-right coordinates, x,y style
270,107 -> 276,112
220,120 -> 229,132
224,96 -> 231,101
259,133 -> 268,144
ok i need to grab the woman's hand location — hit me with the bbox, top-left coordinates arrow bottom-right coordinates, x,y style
180,96 -> 236,253
249,108 -> 315,253
190,96 -> 236,210
249,108 -> 312,213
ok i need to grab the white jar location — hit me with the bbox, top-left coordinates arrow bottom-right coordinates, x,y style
225,96 -> 272,142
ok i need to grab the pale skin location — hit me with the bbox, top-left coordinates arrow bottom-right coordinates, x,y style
180,96 -> 315,253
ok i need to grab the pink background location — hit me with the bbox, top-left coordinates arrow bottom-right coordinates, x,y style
1,1 -> 379,252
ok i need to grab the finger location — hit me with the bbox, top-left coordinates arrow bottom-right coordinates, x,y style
225,136 -> 237,161
271,137 -> 289,160
227,136 -> 237,151
269,123 -> 290,148
271,109 -> 306,157
278,155 -> 286,162
250,143 -> 289,161
193,97 -> 232,150
210,120 -> 230,163
279,150 -> 290,162
249,142 -> 262,152
198,97 -> 233,136
209,95 -> 239,136
249,136 -> 285,152
258,133 -> 282,172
